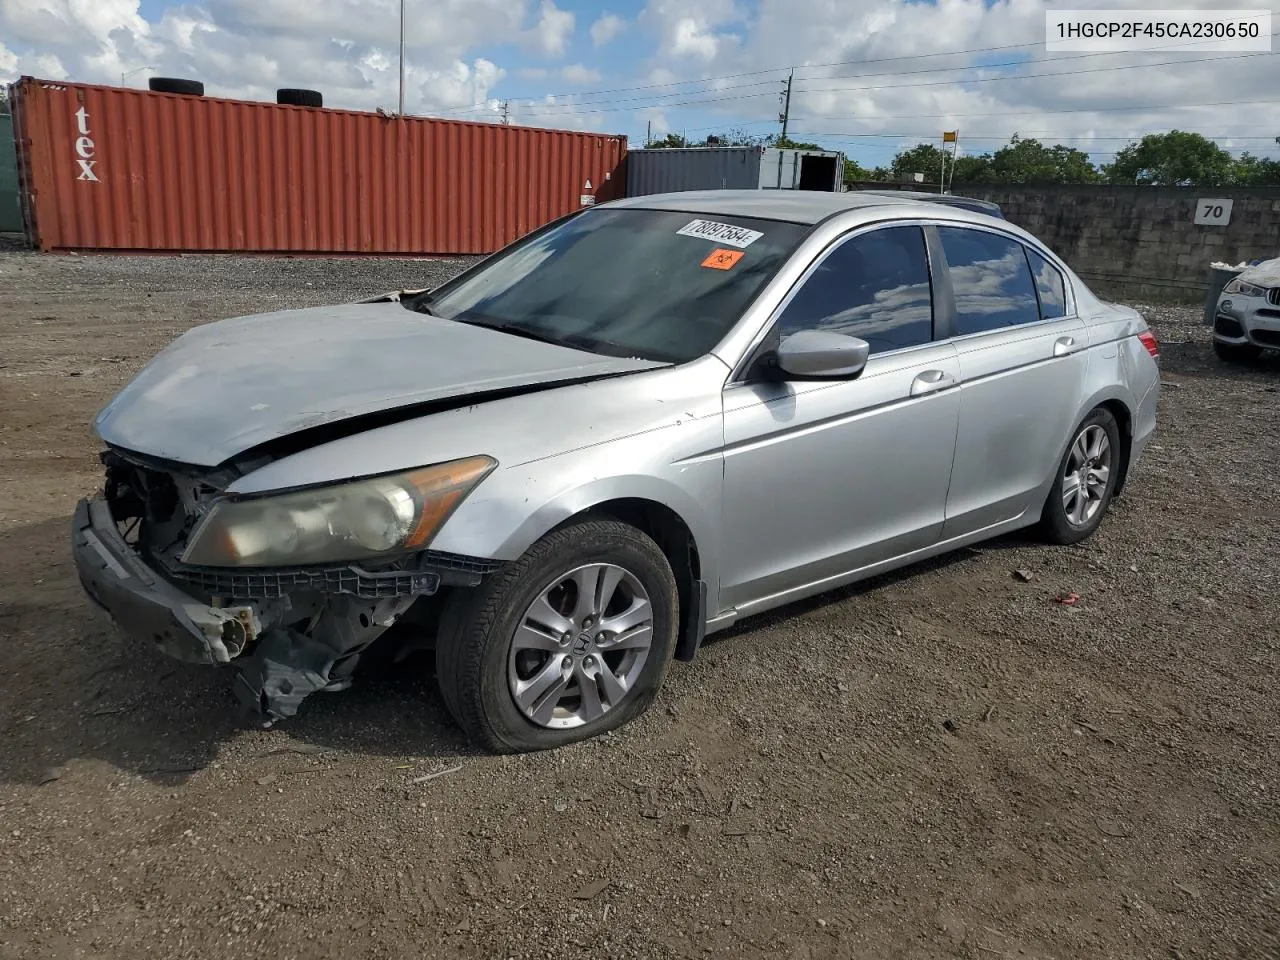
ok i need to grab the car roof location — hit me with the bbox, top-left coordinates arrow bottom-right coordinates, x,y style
604,189 -> 1000,226
852,190 -> 1003,214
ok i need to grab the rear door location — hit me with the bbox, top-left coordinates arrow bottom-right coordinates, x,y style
934,225 -> 1089,538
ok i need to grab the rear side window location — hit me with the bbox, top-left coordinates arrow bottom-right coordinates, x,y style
937,227 -> 1041,335
1026,248 -> 1067,320
774,225 -> 933,354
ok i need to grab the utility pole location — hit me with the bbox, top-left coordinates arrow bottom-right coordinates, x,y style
778,69 -> 793,144
501,100 -> 510,125
121,65 -> 154,87
646,120 -> 651,147
947,130 -> 959,193
398,0 -> 406,115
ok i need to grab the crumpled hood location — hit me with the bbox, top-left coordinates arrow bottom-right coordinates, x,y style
1237,257 -> 1280,288
94,301 -> 665,467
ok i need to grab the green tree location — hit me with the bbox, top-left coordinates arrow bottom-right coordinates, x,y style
701,129 -> 771,147
889,143 -> 951,184
981,135 -> 1099,184
647,132 -> 689,148
773,136 -> 825,151
950,153 -> 993,184
843,158 -> 879,185
1104,130 -> 1236,186
1232,150 -> 1280,186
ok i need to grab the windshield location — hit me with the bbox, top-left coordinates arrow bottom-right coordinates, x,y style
410,208 -> 810,364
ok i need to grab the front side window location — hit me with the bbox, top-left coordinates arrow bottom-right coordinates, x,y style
410,208 -> 809,364
772,226 -> 934,354
938,227 -> 1042,335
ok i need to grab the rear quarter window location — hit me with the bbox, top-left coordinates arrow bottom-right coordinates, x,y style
1026,248 -> 1068,320
937,227 -> 1042,335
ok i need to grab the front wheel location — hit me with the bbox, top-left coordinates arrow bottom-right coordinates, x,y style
1038,408 -> 1122,546
434,519 -> 679,753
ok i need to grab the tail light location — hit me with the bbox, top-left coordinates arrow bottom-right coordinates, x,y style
1138,330 -> 1159,358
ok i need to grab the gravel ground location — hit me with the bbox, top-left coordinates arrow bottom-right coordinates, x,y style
0,251 -> 1277,960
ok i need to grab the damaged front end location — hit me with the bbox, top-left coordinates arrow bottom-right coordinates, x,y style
73,449 -> 499,722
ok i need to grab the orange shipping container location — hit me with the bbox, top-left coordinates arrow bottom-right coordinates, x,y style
10,77 -> 628,255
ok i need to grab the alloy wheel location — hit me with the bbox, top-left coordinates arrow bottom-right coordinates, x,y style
1062,424 -> 1112,527
507,563 -> 654,729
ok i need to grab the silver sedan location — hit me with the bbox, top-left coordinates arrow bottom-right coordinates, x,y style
72,190 -> 1161,752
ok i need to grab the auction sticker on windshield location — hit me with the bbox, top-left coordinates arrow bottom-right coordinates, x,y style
677,219 -> 764,249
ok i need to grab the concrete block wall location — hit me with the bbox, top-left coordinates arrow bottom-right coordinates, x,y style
951,185 -> 1280,302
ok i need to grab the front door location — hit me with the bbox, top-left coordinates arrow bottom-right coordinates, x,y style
718,224 -> 962,611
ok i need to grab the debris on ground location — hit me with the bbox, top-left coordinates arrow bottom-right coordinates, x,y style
409,763 -> 463,785
572,879 -> 611,900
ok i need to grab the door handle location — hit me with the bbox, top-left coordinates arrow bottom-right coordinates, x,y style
1053,335 -> 1078,357
910,369 -> 958,396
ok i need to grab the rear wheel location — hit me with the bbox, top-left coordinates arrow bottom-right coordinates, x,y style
1038,408 -> 1122,545
435,520 -> 679,753
1213,340 -> 1262,364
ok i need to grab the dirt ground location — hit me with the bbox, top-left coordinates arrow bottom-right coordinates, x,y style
0,249 -> 1276,960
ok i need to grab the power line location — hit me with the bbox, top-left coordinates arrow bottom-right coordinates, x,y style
453,47 -> 1276,120
793,133 -> 1280,142
788,97 -> 1280,123
444,30 -> 1278,115
789,49 -> 1276,97
442,39 -> 1050,111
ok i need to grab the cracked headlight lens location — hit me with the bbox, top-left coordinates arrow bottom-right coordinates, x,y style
181,456 -> 496,567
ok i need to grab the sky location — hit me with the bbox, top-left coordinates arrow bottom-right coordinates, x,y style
1,0 -> 1278,170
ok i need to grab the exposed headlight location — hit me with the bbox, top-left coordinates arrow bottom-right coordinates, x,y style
181,456 -> 496,568
1222,277 -> 1270,298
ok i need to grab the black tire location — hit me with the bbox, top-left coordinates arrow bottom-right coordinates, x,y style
277,88 -> 323,108
148,77 -> 204,96
1213,340 -> 1262,364
435,520 -> 680,753
1038,407 -> 1122,546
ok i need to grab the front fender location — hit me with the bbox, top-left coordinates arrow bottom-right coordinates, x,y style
429,430 -> 725,596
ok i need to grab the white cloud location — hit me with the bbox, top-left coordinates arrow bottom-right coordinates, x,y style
590,13 -> 626,47
630,0 -> 1280,160
560,63 -> 602,84
0,0 -> 540,114
527,0 -> 574,59
641,0 -> 743,62
0,0 -> 1275,162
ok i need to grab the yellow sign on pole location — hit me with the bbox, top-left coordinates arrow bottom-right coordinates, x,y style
942,130 -> 957,143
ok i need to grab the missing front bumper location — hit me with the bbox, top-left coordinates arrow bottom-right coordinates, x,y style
71,496 -> 455,721
72,498 -> 259,664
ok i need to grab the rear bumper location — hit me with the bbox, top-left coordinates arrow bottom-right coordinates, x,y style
72,497 -> 254,665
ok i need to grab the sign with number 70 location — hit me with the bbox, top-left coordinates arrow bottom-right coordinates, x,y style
1193,199 -> 1233,226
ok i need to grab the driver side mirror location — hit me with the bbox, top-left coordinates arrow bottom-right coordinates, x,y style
768,330 -> 871,380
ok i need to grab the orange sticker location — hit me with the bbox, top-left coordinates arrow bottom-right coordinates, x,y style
701,248 -> 744,270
